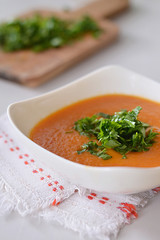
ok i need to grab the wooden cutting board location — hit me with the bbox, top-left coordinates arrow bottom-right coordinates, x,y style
0,0 -> 129,87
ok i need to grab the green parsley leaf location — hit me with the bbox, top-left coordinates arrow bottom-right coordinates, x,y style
77,141 -> 112,160
74,106 -> 159,160
74,115 -> 101,138
0,15 -> 101,52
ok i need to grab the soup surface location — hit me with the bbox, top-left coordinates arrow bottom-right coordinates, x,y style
30,95 -> 160,167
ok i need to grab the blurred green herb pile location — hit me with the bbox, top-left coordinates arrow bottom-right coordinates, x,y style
0,15 -> 101,52
74,106 -> 159,160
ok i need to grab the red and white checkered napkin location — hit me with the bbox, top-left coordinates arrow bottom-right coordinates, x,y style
0,114 -> 159,240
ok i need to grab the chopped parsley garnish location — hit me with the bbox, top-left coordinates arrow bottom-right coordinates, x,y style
74,106 -> 159,160
0,15 -> 101,52
77,141 -> 112,160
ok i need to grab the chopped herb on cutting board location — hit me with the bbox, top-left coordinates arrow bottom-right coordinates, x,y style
0,15 -> 101,52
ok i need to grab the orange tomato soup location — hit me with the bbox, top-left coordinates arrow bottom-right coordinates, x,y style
30,95 -> 160,167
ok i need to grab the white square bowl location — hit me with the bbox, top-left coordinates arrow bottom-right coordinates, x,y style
7,65 -> 160,194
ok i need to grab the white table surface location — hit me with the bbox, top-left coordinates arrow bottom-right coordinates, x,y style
0,0 -> 160,239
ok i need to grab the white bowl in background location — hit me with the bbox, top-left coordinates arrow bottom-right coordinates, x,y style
7,65 -> 160,194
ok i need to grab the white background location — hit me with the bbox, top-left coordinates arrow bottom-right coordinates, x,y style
0,0 -> 160,239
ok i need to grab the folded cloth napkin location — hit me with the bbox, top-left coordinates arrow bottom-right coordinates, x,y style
0,114 -> 159,240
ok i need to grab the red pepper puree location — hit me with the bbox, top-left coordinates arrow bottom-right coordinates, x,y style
30,94 -> 160,167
